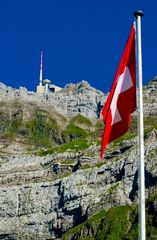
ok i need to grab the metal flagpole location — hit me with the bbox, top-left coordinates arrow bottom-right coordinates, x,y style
134,10 -> 145,240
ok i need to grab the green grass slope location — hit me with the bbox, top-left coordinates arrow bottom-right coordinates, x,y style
62,191 -> 157,240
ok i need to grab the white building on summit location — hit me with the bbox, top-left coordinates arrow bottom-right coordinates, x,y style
36,50 -> 62,98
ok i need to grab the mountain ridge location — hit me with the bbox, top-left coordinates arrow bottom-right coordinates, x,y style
0,80 -> 106,119
0,78 -> 157,239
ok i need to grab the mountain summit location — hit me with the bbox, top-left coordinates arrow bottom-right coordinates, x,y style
0,80 -> 106,119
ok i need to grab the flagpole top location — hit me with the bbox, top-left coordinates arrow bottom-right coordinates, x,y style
134,10 -> 144,18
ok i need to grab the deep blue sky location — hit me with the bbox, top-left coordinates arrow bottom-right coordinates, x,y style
0,0 -> 157,93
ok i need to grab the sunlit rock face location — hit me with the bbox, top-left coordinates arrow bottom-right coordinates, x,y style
0,79 -> 157,239
0,80 -> 107,119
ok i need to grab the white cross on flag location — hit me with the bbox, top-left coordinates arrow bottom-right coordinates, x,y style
100,23 -> 136,159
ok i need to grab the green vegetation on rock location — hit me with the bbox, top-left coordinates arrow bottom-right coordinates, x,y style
64,123 -> 88,140
62,205 -> 136,240
62,185 -> 157,240
0,101 -> 157,158
70,114 -> 92,127
0,104 -> 68,148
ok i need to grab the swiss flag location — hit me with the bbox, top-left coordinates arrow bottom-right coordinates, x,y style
100,23 -> 136,159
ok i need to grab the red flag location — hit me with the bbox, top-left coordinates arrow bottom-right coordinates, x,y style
100,23 -> 136,159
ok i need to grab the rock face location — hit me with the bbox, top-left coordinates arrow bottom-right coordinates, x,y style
50,81 -> 106,118
1,77 -> 157,120
0,131 -> 157,239
0,80 -> 106,119
0,79 -> 157,239
143,78 -> 157,115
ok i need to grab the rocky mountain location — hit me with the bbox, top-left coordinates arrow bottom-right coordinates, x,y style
0,78 -> 157,239
0,80 -> 106,119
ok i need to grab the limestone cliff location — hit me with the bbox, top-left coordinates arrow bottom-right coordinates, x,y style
0,78 -> 157,239
0,80 -> 106,119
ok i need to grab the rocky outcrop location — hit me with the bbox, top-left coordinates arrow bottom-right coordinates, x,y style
49,81 -> 106,118
0,79 -> 157,239
1,78 -> 157,120
0,130 -> 157,239
143,76 -> 157,115
0,81 -> 106,119
1,78 -> 157,119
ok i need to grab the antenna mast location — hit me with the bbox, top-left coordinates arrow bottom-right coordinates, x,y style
39,50 -> 43,86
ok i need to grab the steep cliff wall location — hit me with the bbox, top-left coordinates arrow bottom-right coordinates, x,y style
0,79 -> 157,239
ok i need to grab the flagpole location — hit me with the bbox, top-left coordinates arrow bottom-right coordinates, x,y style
134,10 -> 145,240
